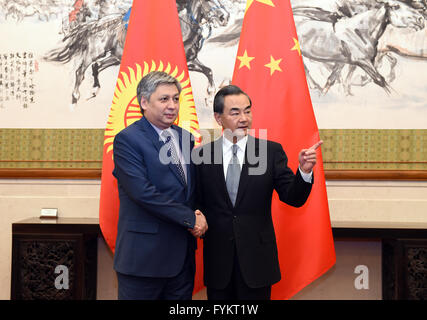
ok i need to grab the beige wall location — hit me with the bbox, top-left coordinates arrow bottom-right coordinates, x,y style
1,179 -> 426,300
292,240 -> 382,300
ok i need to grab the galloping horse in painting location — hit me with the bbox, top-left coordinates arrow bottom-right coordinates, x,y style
44,12 -> 126,107
44,0 -> 230,108
179,0 -> 230,95
294,0 -> 425,95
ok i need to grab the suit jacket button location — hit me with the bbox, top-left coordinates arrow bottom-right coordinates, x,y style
233,215 -> 237,219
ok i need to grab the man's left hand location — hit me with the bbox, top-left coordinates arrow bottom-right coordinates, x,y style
298,140 -> 323,174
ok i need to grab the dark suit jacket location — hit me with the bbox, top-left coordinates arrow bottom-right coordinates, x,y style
112,116 -> 196,278
195,136 -> 312,289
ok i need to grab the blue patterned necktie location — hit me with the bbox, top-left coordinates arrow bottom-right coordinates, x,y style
226,144 -> 241,206
162,131 -> 186,185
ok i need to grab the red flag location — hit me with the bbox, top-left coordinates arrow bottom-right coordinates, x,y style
232,0 -> 336,299
99,0 -> 200,262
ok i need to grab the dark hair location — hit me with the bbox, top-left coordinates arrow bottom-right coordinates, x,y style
136,71 -> 182,114
213,85 -> 252,114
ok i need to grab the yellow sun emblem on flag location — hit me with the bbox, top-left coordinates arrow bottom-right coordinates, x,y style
104,60 -> 200,156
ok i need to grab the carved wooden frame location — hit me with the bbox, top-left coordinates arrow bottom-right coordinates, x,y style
1,168 -> 427,180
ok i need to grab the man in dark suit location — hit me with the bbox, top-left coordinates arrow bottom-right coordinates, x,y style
195,85 -> 322,300
112,71 -> 208,300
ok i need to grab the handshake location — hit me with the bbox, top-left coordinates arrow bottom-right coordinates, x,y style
188,209 -> 208,238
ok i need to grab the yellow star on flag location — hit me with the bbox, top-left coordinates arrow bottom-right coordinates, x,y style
237,50 -> 255,70
291,38 -> 301,56
246,0 -> 275,12
264,55 -> 282,75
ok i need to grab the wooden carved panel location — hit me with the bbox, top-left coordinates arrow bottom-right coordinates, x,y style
383,239 -> 427,300
12,234 -> 83,300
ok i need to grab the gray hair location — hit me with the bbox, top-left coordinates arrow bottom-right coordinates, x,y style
136,71 -> 182,113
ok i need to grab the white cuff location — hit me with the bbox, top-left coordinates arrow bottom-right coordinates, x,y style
299,167 -> 313,183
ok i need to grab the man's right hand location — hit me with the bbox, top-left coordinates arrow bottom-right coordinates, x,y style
189,209 -> 208,238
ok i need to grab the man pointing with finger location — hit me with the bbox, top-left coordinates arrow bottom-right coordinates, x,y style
195,85 -> 321,300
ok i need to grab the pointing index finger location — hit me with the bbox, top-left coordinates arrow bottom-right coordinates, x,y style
311,140 -> 323,150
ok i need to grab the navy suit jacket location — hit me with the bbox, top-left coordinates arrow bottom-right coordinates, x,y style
112,116 -> 196,278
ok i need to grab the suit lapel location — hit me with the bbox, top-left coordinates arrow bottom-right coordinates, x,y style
211,138 -> 234,209
139,117 -> 163,152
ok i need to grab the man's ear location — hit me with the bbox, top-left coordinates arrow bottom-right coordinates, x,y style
140,96 -> 148,113
214,112 -> 222,126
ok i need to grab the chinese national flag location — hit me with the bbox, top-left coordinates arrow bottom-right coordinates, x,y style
232,0 -> 336,299
99,0 -> 200,266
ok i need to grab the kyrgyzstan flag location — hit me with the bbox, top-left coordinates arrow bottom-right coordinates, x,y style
99,0 -> 200,258
232,0 -> 336,299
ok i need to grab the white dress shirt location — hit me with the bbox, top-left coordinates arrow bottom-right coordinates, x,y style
221,135 -> 312,183
222,135 -> 247,178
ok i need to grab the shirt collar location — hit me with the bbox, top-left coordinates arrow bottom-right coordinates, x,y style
147,120 -> 174,142
222,134 -> 248,153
